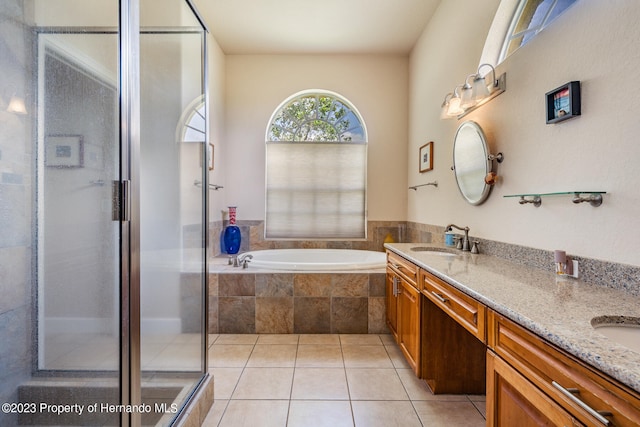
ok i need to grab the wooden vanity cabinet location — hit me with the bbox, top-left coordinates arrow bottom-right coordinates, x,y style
397,277 -> 421,374
487,310 -> 640,427
487,350 -> 583,426
386,251 -> 421,376
385,270 -> 399,340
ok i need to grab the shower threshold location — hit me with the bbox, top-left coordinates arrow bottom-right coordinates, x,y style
17,375 -> 199,426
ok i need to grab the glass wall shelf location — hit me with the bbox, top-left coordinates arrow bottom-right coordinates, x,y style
504,191 -> 606,207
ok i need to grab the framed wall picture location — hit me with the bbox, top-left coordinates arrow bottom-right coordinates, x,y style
546,81 -> 581,124
419,141 -> 433,173
45,135 -> 84,168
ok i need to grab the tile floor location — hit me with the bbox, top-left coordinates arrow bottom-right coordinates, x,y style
202,334 -> 486,427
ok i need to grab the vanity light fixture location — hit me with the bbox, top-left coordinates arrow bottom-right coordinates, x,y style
441,63 -> 506,119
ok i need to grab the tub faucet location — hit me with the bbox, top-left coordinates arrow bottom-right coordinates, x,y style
233,253 -> 253,268
445,224 -> 471,251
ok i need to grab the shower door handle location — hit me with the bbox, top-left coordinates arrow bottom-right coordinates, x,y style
112,180 -> 131,222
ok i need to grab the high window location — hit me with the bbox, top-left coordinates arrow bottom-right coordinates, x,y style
500,0 -> 578,62
265,90 -> 367,239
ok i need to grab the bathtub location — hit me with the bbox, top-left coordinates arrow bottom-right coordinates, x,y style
242,249 -> 386,271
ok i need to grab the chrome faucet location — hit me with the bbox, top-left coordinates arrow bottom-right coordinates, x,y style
445,224 -> 471,251
232,253 -> 253,268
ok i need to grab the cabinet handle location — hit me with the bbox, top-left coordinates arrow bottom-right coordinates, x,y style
431,291 -> 449,304
392,276 -> 399,296
552,381 -> 612,425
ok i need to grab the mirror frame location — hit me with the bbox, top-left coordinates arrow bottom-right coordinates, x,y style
452,121 -> 492,206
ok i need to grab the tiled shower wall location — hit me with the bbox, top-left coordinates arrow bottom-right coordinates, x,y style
0,2 -> 33,425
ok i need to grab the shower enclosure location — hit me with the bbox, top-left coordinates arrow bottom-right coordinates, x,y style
0,0 -> 209,425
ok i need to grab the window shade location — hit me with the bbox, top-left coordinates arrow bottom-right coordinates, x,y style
265,141 -> 366,239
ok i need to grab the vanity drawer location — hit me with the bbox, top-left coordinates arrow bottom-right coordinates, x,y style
488,310 -> 640,427
387,251 -> 419,287
420,270 -> 486,342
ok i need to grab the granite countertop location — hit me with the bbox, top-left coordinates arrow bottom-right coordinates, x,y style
384,242 -> 640,393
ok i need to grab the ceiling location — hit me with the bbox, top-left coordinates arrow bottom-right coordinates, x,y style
191,0 -> 441,55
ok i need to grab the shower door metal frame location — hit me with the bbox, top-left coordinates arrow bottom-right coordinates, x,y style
119,1 -> 141,424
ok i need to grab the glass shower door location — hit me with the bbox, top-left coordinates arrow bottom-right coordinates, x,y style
138,0 -> 208,424
35,2 -> 121,425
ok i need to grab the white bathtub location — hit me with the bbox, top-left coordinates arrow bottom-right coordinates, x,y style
243,249 -> 386,271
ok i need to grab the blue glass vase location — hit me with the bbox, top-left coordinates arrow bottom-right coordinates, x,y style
223,225 -> 241,254
223,206 -> 241,254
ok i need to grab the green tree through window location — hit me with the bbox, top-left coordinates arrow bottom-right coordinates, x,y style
268,93 -> 365,142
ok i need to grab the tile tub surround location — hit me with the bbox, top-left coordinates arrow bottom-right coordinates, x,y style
384,243 -> 640,394
207,264 -> 387,335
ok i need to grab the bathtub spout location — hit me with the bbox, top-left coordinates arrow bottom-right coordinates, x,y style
232,253 -> 253,268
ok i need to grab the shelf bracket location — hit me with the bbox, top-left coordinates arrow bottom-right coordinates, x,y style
572,192 -> 603,207
518,195 -> 541,207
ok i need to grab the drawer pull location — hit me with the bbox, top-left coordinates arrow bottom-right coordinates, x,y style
552,381 -> 612,425
431,291 -> 449,304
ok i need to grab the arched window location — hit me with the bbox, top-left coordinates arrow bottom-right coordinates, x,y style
265,90 -> 368,239
500,0 -> 578,62
176,95 -> 206,143
482,0 -> 579,65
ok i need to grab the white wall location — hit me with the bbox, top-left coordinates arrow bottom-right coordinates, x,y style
206,35 -> 227,221
222,54 -> 409,222
409,0 -> 640,267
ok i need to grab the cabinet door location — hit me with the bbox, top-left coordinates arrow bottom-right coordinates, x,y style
489,310 -> 640,427
385,271 -> 399,340
487,351 -> 584,427
398,279 -> 421,375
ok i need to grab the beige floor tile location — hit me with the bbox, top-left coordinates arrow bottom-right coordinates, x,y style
232,368 -> 294,400
351,401 -> 422,427
207,334 -> 219,347
287,400 -> 354,427
208,367 -> 243,399
384,343 -> 411,369
342,345 -> 394,368
209,344 -> 254,367
346,368 -> 408,400
339,334 -> 383,346
468,394 -> 486,402
299,334 -> 341,345
378,333 -> 396,345
246,344 -> 298,367
291,368 -> 349,400
214,334 -> 259,345
413,400 -> 486,427
257,334 -> 300,345
218,400 -> 289,427
200,399 -> 228,426
295,344 -> 344,368
470,398 -> 487,418
395,369 -> 471,402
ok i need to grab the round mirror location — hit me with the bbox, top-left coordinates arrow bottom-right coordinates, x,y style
452,121 -> 492,205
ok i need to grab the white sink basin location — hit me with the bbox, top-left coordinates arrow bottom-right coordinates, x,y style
410,246 -> 459,256
591,316 -> 640,353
